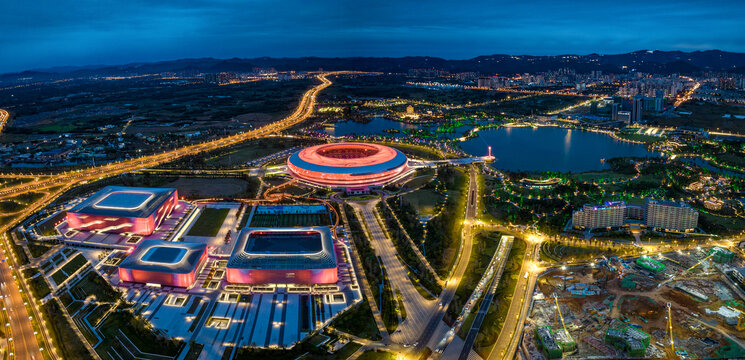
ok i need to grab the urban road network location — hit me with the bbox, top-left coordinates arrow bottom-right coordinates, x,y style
1,72 -> 739,360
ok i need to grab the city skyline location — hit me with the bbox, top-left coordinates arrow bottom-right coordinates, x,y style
2,0 -> 745,72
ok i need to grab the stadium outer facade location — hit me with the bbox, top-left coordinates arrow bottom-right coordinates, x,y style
286,142 -> 409,188
118,240 -> 208,288
226,227 -> 338,285
66,186 -> 178,236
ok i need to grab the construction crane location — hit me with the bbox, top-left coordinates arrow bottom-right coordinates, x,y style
554,295 -> 569,335
657,255 -> 680,265
726,306 -> 745,331
686,252 -> 714,272
662,251 -> 717,288
667,302 -> 675,354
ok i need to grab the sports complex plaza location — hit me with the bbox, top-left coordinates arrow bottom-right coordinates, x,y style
33,172 -> 369,349
23,142 -> 488,351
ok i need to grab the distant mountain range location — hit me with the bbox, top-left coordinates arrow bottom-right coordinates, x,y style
4,50 -> 745,84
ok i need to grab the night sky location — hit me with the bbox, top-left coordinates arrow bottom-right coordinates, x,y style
2,0 -> 744,73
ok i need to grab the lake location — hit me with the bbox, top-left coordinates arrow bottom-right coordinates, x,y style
459,126 -> 659,172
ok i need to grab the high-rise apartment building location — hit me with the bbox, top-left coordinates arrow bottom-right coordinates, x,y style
572,202 -> 626,229
632,95 -> 644,124
645,199 -> 698,232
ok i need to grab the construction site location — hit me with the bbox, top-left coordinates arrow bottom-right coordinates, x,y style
523,246 -> 745,359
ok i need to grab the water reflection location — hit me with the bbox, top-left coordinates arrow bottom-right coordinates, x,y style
460,126 -> 658,172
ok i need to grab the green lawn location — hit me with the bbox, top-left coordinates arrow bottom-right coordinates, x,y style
0,200 -> 25,213
27,241 -> 53,258
357,350 -> 397,360
187,208 -> 230,237
42,301 -> 95,360
50,253 -> 88,285
615,132 -> 665,143
70,271 -> 121,302
330,300 -> 382,341
29,274 -> 51,298
402,188 -> 444,216
424,167 -> 468,277
97,310 -> 183,358
332,342 -> 362,359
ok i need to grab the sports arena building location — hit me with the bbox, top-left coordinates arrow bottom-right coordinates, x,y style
118,240 -> 208,287
67,186 -> 178,235
226,227 -> 338,284
286,142 -> 409,189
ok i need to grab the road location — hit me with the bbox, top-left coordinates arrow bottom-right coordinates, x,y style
350,201 -> 436,345
457,236 -> 514,360
413,165 -> 479,355
486,240 -> 540,360
0,72 -> 349,201
1,248 -> 43,360
0,73 -> 345,360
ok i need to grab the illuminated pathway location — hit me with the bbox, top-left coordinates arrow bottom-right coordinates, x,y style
413,166 -> 479,356
350,200 -> 437,345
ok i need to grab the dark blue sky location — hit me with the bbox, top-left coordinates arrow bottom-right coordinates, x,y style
2,0 -> 744,73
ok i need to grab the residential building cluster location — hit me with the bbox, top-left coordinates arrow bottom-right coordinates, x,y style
572,199 -> 699,232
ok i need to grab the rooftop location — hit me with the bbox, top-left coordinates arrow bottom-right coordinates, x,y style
244,231 -> 323,254
69,186 -> 177,218
227,227 -> 337,270
119,240 -> 207,274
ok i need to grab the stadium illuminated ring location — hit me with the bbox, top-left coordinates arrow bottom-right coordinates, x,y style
286,142 -> 409,188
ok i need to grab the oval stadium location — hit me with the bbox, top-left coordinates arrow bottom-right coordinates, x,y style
286,142 -> 409,188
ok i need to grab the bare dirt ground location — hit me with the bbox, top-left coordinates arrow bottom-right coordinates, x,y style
165,177 -> 248,197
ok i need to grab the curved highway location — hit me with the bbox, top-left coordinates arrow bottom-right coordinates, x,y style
0,72 -> 348,200
0,72 -> 346,360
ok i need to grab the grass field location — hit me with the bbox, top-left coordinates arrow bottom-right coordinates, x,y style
0,200 -> 25,213
402,188 -> 444,216
188,208 -> 230,237
50,253 -> 88,285
330,300 -> 382,340
36,211 -> 66,236
615,132 -> 665,143
29,274 -> 51,298
204,137 -> 322,167
42,301 -> 95,359
573,171 -> 634,183
27,241 -> 53,258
